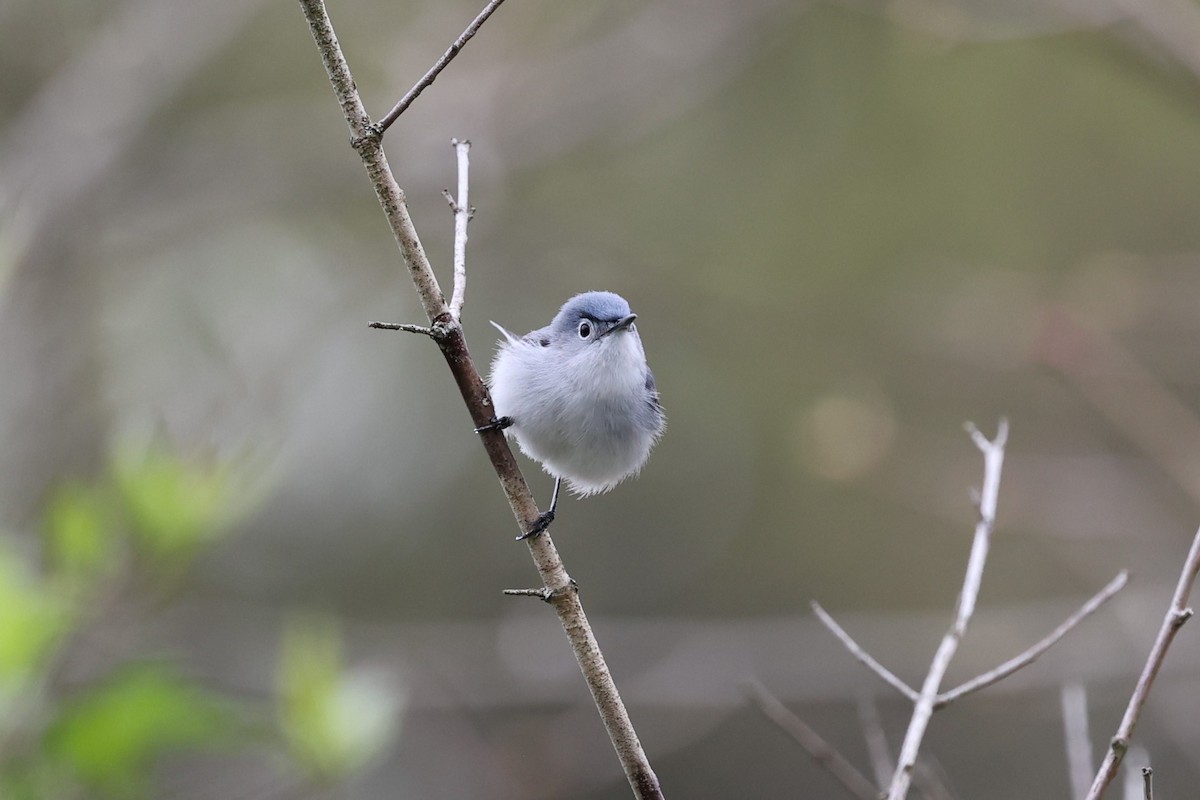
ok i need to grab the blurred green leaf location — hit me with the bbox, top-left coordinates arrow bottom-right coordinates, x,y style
278,615 -> 400,782
112,445 -> 238,566
0,544 -> 69,691
47,665 -> 241,798
42,481 -> 118,588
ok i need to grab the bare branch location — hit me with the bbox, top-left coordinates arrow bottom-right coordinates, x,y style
1061,683 -> 1095,800
886,420 -> 1008,800
1086,526 -> 1200,799
1141,766 -> 1153,800
811,602 -> 918,702
744,680 -> 882,800
447,138 -> 471,321
936,571 -> 1128,709
376,0 -> 509,134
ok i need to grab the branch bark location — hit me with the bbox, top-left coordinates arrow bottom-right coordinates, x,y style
1085,526 -> 1200,800
296,3 -> 662,797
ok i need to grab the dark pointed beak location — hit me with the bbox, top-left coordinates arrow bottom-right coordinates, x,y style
599,313 -> 637,338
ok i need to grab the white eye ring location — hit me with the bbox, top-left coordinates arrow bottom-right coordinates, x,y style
578,320 -> 592,338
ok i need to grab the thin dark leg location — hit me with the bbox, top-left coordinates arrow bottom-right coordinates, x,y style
517,477 -> 561,540
475,415 -> 514,433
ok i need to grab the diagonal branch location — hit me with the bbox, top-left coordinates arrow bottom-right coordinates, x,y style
297,3 -> 662,798
935,570 -> 1128,709
812,601 -> 918,702
1086,526 -> 1200,800
744,680 -> 882,800
375,0 -> 508,134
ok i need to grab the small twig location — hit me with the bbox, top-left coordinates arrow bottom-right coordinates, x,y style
447,138 -> 470,321
936,571 -> 1128,709
375,0 -> 508,134
1061,683 -> 1095,800
368,320 -> 441,337
503,587 -> 551,601
1086,526 -> 1200,800
744,680 -> 881,800
886,420 -> 1008,800
1140,766 -> 1152,800
811,602 -> 918,702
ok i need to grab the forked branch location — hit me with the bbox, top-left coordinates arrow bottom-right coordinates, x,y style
807,422 -> 1132,800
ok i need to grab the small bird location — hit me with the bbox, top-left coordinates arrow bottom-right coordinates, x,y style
481,291 -> 665,538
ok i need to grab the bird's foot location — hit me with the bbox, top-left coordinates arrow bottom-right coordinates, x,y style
516,509 -> 554,540
474,415 -> 514,434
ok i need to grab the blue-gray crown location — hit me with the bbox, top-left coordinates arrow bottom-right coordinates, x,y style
550,291 -> 632,333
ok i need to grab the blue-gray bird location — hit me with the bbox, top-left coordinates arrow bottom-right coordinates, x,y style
480,291 -> 665,538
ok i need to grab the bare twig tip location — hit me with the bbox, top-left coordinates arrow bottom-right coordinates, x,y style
376,0 -> 510,133
503,587 -> 551,601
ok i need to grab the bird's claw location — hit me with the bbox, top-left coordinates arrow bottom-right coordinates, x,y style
475,415 -> 514,434
516,509 -> 554,540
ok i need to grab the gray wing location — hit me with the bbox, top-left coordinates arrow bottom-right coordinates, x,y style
525,323 -> 554,348
645,368 -> 663,411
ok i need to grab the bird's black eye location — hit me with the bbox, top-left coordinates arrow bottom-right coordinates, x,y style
578,320 -> 591,338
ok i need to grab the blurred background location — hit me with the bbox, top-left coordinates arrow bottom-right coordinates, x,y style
2,0 -> 1200,797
